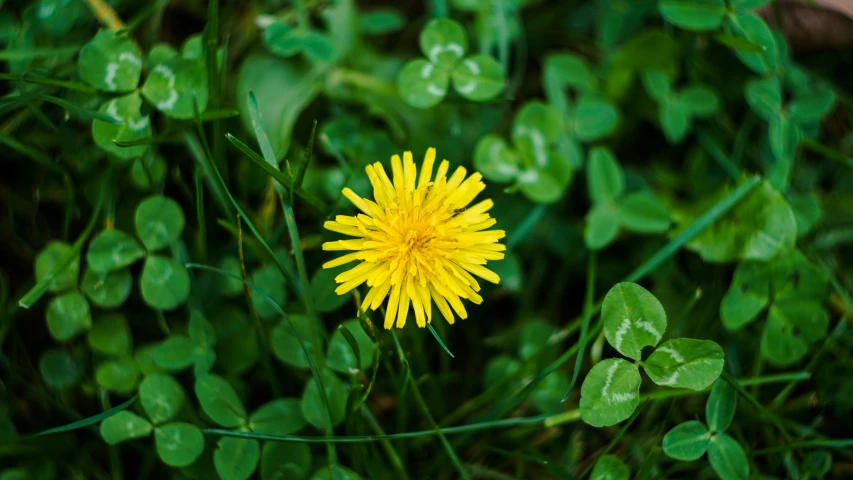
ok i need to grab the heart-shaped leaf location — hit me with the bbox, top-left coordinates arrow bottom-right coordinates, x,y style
140,374 -> 185,425
35,241 -> 80,293
706,378 -> 736,433
662,420 -> 711,460
451,54 -> 505,101
140,255 -> 191,311
135,195 -> 185,251
141,56 -> 208,119
46,291 -> 91,342
707,433 -> 749,480
659,0 -> 726,31
579,358 -> 642,427
419,18 -> 467,67
154,422 -> 205,467
100,411 -> 152,445
215,437 -> 260,480
644,338 -> 725,390
601,282 -> 667,360
195,374 -> 247,428
78,30 -> 142,92
92,92 -> 151,160
397,59 -> 450,109
250,398 -> 307,435
87,314 -> 132,356
81,267 -> 133,309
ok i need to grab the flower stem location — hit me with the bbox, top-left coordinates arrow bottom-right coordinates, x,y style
391,331 -> 470,480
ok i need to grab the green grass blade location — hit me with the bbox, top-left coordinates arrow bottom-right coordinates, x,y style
562,251 -> 596,402
224,133 -> 327,213
427,324 -> 454,358
0,45 -> 82,60
506,204 -> 546,251
0,73 -> 95,92
294,119 -> 317,191
624,175 -> 761,283
41,95 -> 122,124
33,395 -> 138,437
697,129 -> 741,182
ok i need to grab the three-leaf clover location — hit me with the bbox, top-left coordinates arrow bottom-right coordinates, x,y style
745,75 -> 836,168
100,374 -> 205,468
641,69 -> 720,144
584,147 -> 671,250
86,195 -> 189,312
663,379 -> 749,480
397,18 -> 506,108
720,250 -> 830,366
473,101 -> 572,204
579,282 -> 725,427
79,31 -> 209,160
153,310 -> 217,376
262,18 -> 336,63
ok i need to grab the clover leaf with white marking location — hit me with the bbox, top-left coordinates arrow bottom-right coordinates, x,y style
580,282 -> 725,427
397,17 -> 505,109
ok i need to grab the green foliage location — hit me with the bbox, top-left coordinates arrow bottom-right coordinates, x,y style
4,0 -> 850,478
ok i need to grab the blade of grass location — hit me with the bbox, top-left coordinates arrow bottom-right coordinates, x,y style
41,95 -> 122,124
199,108 -> 239,122
721,372 -> 791,442
17,169 -> 107,309
561,251 -> 596,402
225,133 -> 327,213
294,119 -> 317,191
114,136 -> 177,147
506,204 -> 546,252
0,73 -> 95,92
359,405 -> 411,480
697,129 -> 742,182
801,139 -> 853,169
243,93 -> 335,462
427,324 -> 454,358
0,45 -> 82,61
394,331 -> 469,479
31,395 -> 137,437
204,0 -> 228,185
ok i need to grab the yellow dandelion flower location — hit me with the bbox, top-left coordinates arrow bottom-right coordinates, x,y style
322,148 -> 506,329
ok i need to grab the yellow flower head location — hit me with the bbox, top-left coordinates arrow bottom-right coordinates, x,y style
322,148 -> 506,329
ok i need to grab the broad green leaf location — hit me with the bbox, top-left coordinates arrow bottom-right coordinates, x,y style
217,256 -> 245,297
87,314 -> 132,356
803,450 -> 832,478
744,77 -> 782,122
100,411 -> 152,445
130,154 -> 169,192
301,368 -> 348,429
141,56 -> 208,119
707,433 -> 749,480
585,202 -> 620,251
397,59 -> 449,109
135,195 -> 185,251
261,442 -> 312,480
645,338 -> 725,390
300,30 -> 336,63
531,371 -> 570,413
544,53 -> 597,92
769,117 -> 800,165
86,229 -> 145,273
789,86 -> 836,125
39,348 -> 81,389
34,0 -> 87,36
685,180 -> 797,262
419,18 -> 467,67
680,85 -> 719,116
252,264 -> 287,319
78,30 -> 142,92
148,43 -> 178,68
660,100 -> 690,144
81,267 -> 133,309
155,422 -> 205,467
587,146 -> 625,204
311,266 -> 348,313
713,32 -> 766,52
706,378 -> 736,433
249,398 -> 307,435
591,454 -> 630,480
761,301 -> 828,366
215,437 -> 260,480
720,261 -> 770,330
309,464 -> 364,480
92,92 -> 151,160
359,9 -> 405,35
519,321 -> 558,361
263,22 -> 303,57
46,291 -> 91,342
140,374 -> 185,425
195,374 -> 247,428
451,54 -> 505,101
573,94 -> 619,142
662,420 -> 711,460
617,192 -> 671,233
272,314 -> 318,369
34,241 -> 79,293
189,310 -> 217,351
140,255 -> 191,311
659,0 -> 726,31
641,69 -> 671,102
512,101 -> 562,150
518,163 -> 569,204
601,282 -> 667,360
473,134 -> 521,183
724,13 -> 778,75
95,357 -> 140,393
136,343 -> 166,376
772,251 -> 830,301
153,336 -> 196,371
788,192 -> 821,237
327,320 -> 374,374
484,355 -> 521,388
580,358 -> 641,427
